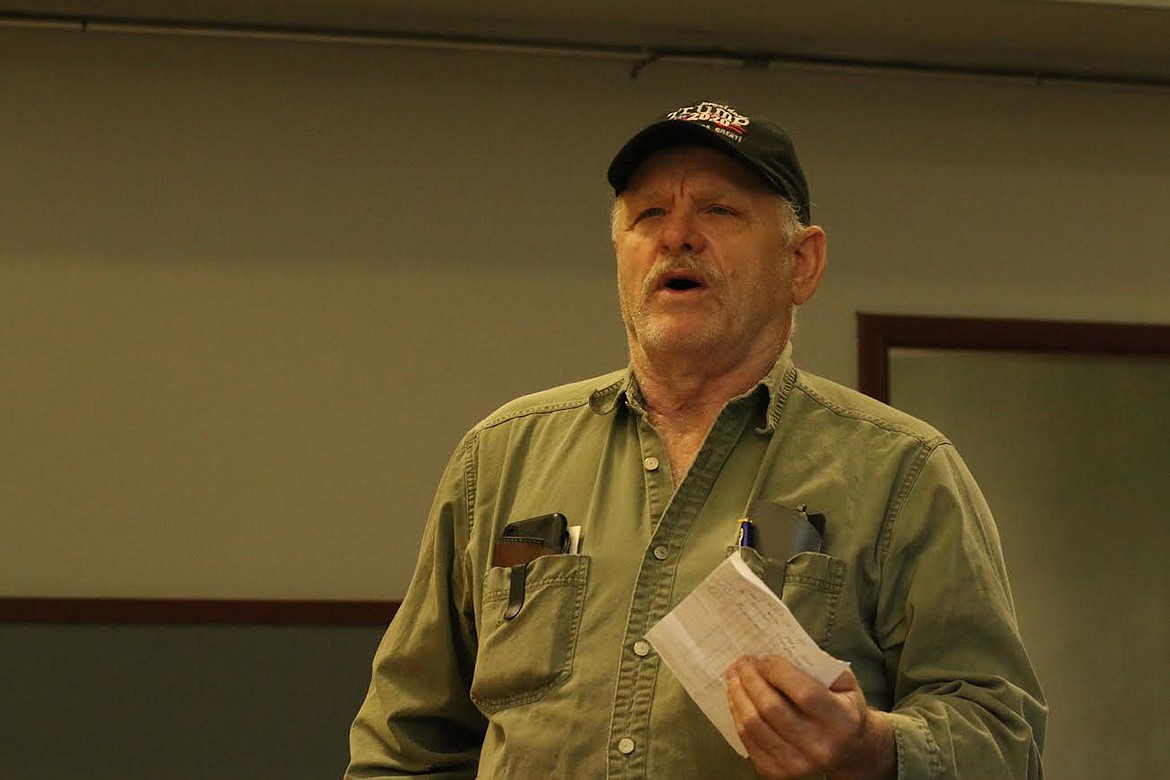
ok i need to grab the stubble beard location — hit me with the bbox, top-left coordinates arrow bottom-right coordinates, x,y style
619,254 -> 727,356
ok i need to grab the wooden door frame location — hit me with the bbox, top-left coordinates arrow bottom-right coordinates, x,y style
857,314 -> 1170,404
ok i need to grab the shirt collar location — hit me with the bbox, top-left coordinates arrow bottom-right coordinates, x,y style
588,341 -> 797,432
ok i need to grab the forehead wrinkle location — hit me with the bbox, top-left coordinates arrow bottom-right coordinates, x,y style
624,169 -> 748,211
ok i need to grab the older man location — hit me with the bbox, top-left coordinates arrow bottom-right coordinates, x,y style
347,100 -> 1046,779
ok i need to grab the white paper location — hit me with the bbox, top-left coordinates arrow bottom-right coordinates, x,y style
567,525 -> 581,554
645,554 -> 849,756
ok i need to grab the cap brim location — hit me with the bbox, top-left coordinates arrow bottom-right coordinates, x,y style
607,120 -> 764,195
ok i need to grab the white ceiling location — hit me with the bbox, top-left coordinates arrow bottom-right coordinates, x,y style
4,0 -> 1170,86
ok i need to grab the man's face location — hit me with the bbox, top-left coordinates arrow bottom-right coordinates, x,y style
613,145 -> 801,364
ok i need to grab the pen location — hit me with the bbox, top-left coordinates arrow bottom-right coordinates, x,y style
736,518 -> 756,550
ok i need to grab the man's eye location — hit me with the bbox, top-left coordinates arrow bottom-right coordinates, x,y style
635,207 -> 666,222
707,204 -> 737,216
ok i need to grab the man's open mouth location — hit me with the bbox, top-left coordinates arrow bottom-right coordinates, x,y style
658,271 -> 706,292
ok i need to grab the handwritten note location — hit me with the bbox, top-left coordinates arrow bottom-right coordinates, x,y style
644,554 -> 849,756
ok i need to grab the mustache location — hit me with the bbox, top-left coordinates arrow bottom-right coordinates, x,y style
641,254 -> 725,297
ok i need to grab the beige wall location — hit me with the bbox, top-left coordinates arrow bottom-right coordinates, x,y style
3,27 -> 1169,600
890,350 -> 1170,778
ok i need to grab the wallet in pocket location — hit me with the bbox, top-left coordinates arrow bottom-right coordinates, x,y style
492,513 -> 571,568
492,513 -> 571,620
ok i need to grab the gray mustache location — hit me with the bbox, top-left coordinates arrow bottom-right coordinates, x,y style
641,254 -> 725,297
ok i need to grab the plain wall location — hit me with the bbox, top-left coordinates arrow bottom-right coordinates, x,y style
0,622 -> 385,778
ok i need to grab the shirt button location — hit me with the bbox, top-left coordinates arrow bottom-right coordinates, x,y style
643,456 -> 659,471
633,640 -> 651,657
618,737 -> 636,755
653,545 -> 669,560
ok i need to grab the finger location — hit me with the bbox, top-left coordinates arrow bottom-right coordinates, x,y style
726,671 -> 767,743
754,656 -> 840,721
829,666 -> 861,693
755,656 -> 871,768
732,657 -> 818,748
726,671 -> 810,778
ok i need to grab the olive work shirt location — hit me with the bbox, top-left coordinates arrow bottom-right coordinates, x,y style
347,347 -> 1046,779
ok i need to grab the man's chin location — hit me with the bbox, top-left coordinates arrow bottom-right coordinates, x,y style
636,325 -> 721,356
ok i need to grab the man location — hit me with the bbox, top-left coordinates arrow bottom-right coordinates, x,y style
347,100 -> 1046,779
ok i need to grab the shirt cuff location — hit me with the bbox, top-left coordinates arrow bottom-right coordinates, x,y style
885,710 -> 943,780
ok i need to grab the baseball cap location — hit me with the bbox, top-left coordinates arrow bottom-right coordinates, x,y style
607,100 -> 811,225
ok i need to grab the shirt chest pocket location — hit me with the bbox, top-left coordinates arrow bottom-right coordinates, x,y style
732,547 -> 847,647
471,554 -> 590,714
780,551 -> 847,646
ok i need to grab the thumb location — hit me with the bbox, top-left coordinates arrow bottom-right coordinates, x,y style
829,666 -> 859,693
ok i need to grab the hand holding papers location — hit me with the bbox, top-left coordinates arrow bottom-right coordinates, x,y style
644,553 -> 849,757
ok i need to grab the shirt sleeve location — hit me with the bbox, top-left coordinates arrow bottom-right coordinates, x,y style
874,443 -> 1047,780
345,434 -> 487,779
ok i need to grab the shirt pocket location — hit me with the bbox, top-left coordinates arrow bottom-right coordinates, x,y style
780,551 -> 847,647
471,554 -> 590,714
725,547 -> 846,647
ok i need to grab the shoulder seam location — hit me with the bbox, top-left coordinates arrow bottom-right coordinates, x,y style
793,375 -> 949,448
476,397 -> 594,431
463,431 -> 479,535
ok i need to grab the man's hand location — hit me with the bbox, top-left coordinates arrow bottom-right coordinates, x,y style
725,656 -> 896,780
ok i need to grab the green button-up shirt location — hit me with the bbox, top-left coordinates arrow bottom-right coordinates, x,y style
347,347 -> 1046,779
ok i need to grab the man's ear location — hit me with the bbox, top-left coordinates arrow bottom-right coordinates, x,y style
789,226 -> 827,305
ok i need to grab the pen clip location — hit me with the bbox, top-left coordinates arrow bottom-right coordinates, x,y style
503,564 -> 527,620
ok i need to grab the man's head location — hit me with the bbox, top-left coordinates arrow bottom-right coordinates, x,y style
608,100 -> 812,226
607,101 -> 826,370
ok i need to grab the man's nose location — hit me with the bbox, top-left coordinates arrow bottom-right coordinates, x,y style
660,209 -> 706,255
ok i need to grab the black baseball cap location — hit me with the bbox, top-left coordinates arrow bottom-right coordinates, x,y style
607,100 -> 811,225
